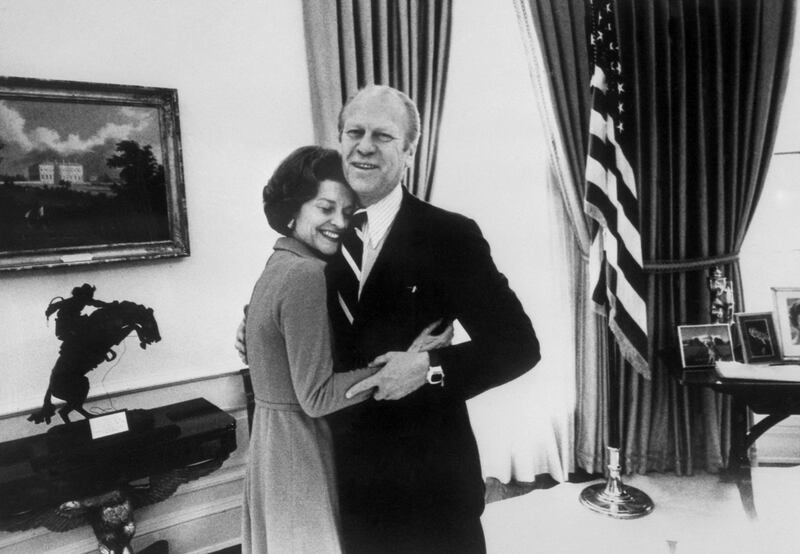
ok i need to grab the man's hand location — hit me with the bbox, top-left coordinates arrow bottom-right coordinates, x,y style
345,351 -> 429,400
234,310 -> 247,365
407,319 -> 454,353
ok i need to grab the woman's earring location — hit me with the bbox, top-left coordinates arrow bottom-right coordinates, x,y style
287,218 -> 295,230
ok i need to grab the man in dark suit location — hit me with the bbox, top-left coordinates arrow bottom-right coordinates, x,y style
327,84 -> 540,553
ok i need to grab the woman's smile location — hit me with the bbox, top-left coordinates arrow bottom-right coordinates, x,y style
319,228 -> 343,242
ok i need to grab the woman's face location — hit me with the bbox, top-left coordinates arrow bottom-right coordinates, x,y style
292,179 -> 356,256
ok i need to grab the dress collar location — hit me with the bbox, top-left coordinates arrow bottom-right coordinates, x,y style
273,236 -> 325,260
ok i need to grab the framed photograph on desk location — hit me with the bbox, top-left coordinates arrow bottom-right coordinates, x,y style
734,312 -> 780,363
677,323 -> 734,368
772,287 -> 800,359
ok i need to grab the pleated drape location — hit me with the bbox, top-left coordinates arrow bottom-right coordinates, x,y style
522,0 -> 795,475
615,0 -> 795,473
522,0 -> 592,247
517,0 -> 613,473
302,0 -> 452,200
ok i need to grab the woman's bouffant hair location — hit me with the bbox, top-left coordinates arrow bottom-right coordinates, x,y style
262,146 -> 348,236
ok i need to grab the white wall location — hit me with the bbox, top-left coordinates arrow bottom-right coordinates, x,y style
0,2 -> 308,550
0,0 -> 307,419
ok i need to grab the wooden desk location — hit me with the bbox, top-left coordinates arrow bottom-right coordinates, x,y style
677,367 -> 800,518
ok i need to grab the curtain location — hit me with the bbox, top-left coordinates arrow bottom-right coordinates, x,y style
516,0 -> 612,473
428,0 -> 577,483
302,0 -> 452,200
517,0 -> 592,249
522,0 -> 795,475
464,167 -> 578,483
614,0 -> 796,474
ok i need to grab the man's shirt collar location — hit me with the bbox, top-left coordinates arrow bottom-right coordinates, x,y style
360,184 -> 403,248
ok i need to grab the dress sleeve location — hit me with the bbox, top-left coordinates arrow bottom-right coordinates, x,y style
279,260 -> 376,417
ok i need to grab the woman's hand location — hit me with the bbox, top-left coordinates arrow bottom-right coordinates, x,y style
407,319 -> 454,353
234,305 -> 248,365
345,319 -> 454,400
346,318 -> 454,400
347,351 -> 429,400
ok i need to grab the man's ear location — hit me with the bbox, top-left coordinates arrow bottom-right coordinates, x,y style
404,143 -> 417,168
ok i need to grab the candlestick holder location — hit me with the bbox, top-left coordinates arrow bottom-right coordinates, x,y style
579,447 -> 654,519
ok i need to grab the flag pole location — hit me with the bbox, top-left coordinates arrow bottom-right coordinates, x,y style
579,0 -> 653,519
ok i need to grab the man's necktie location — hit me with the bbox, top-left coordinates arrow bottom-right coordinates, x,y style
337,210 -> 367,324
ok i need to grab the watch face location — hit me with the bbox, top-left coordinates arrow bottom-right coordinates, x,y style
427,368 -> 444,385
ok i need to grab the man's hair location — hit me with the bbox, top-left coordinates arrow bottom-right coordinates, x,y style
262,146 -> 348,236
337,84 -> 421,149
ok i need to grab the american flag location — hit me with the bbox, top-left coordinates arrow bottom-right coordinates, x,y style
584,0 -> 649,377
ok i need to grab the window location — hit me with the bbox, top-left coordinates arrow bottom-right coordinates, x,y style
737,18 -> 800,462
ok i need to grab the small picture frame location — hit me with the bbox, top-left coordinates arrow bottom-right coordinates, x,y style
734,312 -> 781,363
772,287 -> 800,359
677,323 -> 735,368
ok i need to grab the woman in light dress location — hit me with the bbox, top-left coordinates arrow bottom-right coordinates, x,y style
240,146 -> 448,553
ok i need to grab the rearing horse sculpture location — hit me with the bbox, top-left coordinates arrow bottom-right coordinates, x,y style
29,298 -> 161,425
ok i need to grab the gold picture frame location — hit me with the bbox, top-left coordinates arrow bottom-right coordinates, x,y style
0,76 -> 188,271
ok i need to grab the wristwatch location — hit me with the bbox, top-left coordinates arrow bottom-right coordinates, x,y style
426,351 -> 444,386
426,366 -> 444,386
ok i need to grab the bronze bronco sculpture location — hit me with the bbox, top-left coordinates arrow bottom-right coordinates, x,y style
29,285 -> 161,424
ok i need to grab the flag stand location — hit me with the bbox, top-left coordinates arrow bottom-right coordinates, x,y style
579,446 -> 654,519
580,326 -> 653,519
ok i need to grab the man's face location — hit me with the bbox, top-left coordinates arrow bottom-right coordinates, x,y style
339,91 -> 415,207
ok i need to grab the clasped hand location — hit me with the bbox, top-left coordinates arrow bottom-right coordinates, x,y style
345,319 -> 452,401
234,314 -> 452,401
345,351 -> 429,400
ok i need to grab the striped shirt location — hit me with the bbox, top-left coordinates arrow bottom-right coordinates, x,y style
358,184 -> 403,295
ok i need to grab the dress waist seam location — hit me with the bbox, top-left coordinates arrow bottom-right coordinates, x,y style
254,397 -> 304,412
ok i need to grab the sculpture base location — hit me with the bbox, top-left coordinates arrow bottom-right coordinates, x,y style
579,480 -> 654,519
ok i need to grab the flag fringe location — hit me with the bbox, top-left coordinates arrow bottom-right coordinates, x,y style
608,316 -> 651,380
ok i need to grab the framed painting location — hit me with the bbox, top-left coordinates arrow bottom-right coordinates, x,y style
734,312 -> 781,364
677,323 -> 735,368
0,76 -> 188,271
772,287 -> 800,359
